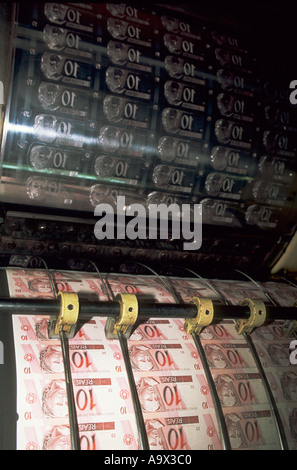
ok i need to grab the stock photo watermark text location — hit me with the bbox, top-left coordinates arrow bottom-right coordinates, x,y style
94,196 -> 202,251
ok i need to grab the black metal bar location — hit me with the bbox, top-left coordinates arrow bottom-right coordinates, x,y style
0,298 -> 120,318
137,302 -> 201,318
117,332 -> 150,450
0,297 -> 296,321
59,330 -> 81,450
0,298 -> 61,314
0,298 -> 197,318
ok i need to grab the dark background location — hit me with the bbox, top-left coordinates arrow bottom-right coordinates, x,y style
154,2 -> 296,65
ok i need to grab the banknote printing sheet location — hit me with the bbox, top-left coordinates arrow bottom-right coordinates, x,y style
6,268 -> 220,450
5,268 -> 297,450
1,2 -> 296,236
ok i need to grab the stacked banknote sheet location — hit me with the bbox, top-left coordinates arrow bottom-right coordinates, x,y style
5,268 -> 297,450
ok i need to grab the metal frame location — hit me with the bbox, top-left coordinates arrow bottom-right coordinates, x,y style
0,296 -> 296,321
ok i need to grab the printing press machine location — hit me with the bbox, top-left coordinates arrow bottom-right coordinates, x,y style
0,2 -> 297,451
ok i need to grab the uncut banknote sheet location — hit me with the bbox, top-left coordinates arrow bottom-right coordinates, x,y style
164,277 -> 297,450
6,268 -> 221,450
5,268 -> 297,450
208,278 -> 297,450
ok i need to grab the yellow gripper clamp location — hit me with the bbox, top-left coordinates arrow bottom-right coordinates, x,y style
184,297 -> 214,335
235,298 -> 266,335
48,292 -> 79,339
105,293 -> 138,340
